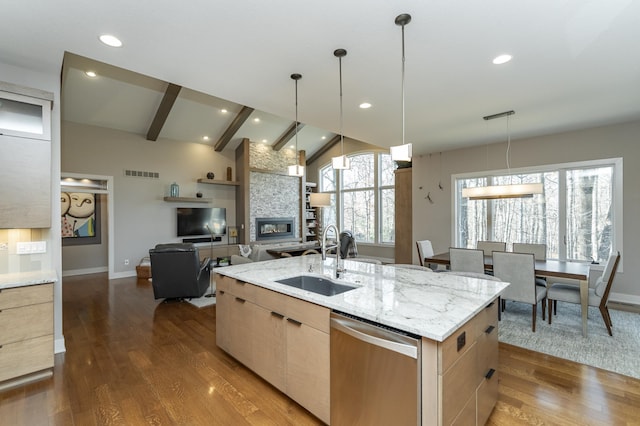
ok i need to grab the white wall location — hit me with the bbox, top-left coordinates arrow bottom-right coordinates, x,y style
0,60 -> 65,352
62,122 -> 237,277
412,119 -> 640,304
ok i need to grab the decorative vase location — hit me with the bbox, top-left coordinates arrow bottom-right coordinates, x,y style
206,172 -> 215,179
170,182 -> 179,197
196,192 -> 203,198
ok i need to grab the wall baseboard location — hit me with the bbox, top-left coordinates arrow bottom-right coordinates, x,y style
62,266 -> 108,277
609,292 -> 640,307
55,338 -> 66,354
109,270 -> 137,280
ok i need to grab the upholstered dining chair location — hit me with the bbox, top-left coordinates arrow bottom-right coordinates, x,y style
492,251 -> 547,332
547,251 -> 621,336
416,240 -> 435,266
449,247 -> 485,274
512,243 -> 547,287
476,241 -> 506,256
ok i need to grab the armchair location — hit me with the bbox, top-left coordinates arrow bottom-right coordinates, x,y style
149,243 -> 211,300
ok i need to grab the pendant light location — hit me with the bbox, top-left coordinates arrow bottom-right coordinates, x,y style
462,110 -> 543,199
390,13 -> 413,163
287,73 -> 305,177
331,48 -> 351,170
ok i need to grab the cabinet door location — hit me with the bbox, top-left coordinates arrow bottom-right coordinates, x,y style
228,296 -> 254,367
0,134 -> 51,228
215,289 -> 230,352
286,320 -> 330,424
252,304 -> 286,391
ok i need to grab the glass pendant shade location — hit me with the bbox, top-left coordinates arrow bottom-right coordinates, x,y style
288,164 -> 304,177
390,143 -> 412,162
332,155 -> 351,170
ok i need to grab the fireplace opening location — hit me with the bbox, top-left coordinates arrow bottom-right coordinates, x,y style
256,217 -> 295,241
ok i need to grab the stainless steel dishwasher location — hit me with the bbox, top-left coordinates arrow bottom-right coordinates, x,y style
330,311 -> 421,425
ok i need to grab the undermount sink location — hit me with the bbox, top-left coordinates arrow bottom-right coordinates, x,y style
275,274 -> 357,296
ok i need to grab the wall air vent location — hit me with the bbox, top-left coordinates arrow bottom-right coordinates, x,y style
124,169 -> 160,179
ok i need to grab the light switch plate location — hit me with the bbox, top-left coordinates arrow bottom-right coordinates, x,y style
16,241 -> 31,254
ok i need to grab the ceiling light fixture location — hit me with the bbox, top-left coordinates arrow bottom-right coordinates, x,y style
359,102 -> 372,109
390,13 -> 413,163
253,117 -> 260,123
85,71 -> 97,78
287,73 -> 305,177
492,54 -> 512,65
331,48 -> 350,170
221,109 -> 228,113
99,34 -> 122,47
202,136 -> 210,141
462,110 -> 543,200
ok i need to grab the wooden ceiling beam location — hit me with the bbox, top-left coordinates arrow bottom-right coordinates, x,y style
146,83 -> 182,141
272,122 -> 305,151
214,106 -> 255,152
306,134 -> 341,165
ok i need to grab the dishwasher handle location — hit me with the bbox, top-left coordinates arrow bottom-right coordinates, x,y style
331,316 -> 419,359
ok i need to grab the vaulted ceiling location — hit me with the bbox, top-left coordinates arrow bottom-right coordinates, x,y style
4,1 -> 640,157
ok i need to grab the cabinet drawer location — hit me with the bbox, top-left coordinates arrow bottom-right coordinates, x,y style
228,278 -> 255,301
451,391 -> 476,426
475,300 -> 499,339
477,369 -> 499,426
254,285 -> 286,315
215,273 -> 230,292
439,312 -> 480,374
0,334 -> 53,383
285,296 -> 329,333
0,302 -> 53,345
0,283 -> 53,310
441,343 -> 478,426
476,312 -> 499,385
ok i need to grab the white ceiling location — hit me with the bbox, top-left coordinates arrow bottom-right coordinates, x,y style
3,1 -> 640,156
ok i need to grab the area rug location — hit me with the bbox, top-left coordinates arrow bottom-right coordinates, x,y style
186,295 -> 216,308
498,301 -> 640,379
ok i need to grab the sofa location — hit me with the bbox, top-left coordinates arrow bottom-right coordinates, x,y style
230,241 -> 320,265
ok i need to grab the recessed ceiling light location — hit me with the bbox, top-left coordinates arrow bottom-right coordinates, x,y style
289,144 -> 295,149
262,139 -> 268,143
203,136 -> 210,141
359,102 -> 372,109
253,118 -> 261,123
492,54 -> 512,65
221,109 -> 228,113
321,136 -> 327,140
99,34 -> 123,48
85,71 -> 97,78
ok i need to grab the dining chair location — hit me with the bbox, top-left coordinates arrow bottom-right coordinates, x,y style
512,243 -> 547,287
476,241 -> 506,256
547,251 -> 621,336
492,251 -> 547,332
416,240 -> 435,267
449,247 -> 485,274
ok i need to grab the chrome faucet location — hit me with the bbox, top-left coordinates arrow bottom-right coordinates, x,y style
322,224 -> 344,278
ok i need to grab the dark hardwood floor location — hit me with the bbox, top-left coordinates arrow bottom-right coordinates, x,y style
1,273 -> 639,425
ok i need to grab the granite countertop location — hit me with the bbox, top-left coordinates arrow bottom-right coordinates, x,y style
214,255 -> 509,342
0,270 -> 58,290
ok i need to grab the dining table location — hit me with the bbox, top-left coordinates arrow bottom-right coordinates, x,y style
425,252 -> 592,337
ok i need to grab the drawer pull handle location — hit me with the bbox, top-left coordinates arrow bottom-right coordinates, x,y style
456,331 -> 466,352
485,325 -> 495,334
271,311 -> 284,319
485,368 -> 496,380
218,290 -> 225,295
287,318 -> 302,326
486,301 -> 495,309
235,297 -> 246,303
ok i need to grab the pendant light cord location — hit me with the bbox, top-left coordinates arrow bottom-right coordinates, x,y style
401,22 -> 406,147
339,55 -> 344,155
505,114 -> 511,172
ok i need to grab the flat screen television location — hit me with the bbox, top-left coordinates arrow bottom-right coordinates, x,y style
177,207 -> 226,237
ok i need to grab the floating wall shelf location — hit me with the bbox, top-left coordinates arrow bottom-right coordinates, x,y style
196,179 -> 240,186
163,197 -> 211,203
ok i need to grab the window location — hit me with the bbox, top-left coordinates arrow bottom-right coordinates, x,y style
319,152 -> 395,244
454,158 -> 621,263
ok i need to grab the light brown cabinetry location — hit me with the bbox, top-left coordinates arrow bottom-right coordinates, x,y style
423,300 -> 499,425
0,283 -> 54,387
394,168 -> 412,263
215,274 -> 330,423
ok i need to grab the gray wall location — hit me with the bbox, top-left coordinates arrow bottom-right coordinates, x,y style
62,121 -> 237,276
412,119 -> 640,304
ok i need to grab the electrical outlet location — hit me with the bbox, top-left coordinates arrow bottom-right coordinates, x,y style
124,259 -> 130,265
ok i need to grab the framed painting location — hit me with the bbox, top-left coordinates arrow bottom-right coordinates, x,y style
61,192 -> 102,246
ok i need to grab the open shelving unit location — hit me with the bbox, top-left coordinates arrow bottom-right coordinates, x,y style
163,197 -> 211,203
305,182 -> 319,242
196,178 -> 240,186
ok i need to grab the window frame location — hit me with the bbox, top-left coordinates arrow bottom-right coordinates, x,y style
452,157 -> 623,265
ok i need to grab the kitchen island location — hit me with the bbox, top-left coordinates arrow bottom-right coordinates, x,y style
214,255 -> 508,425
